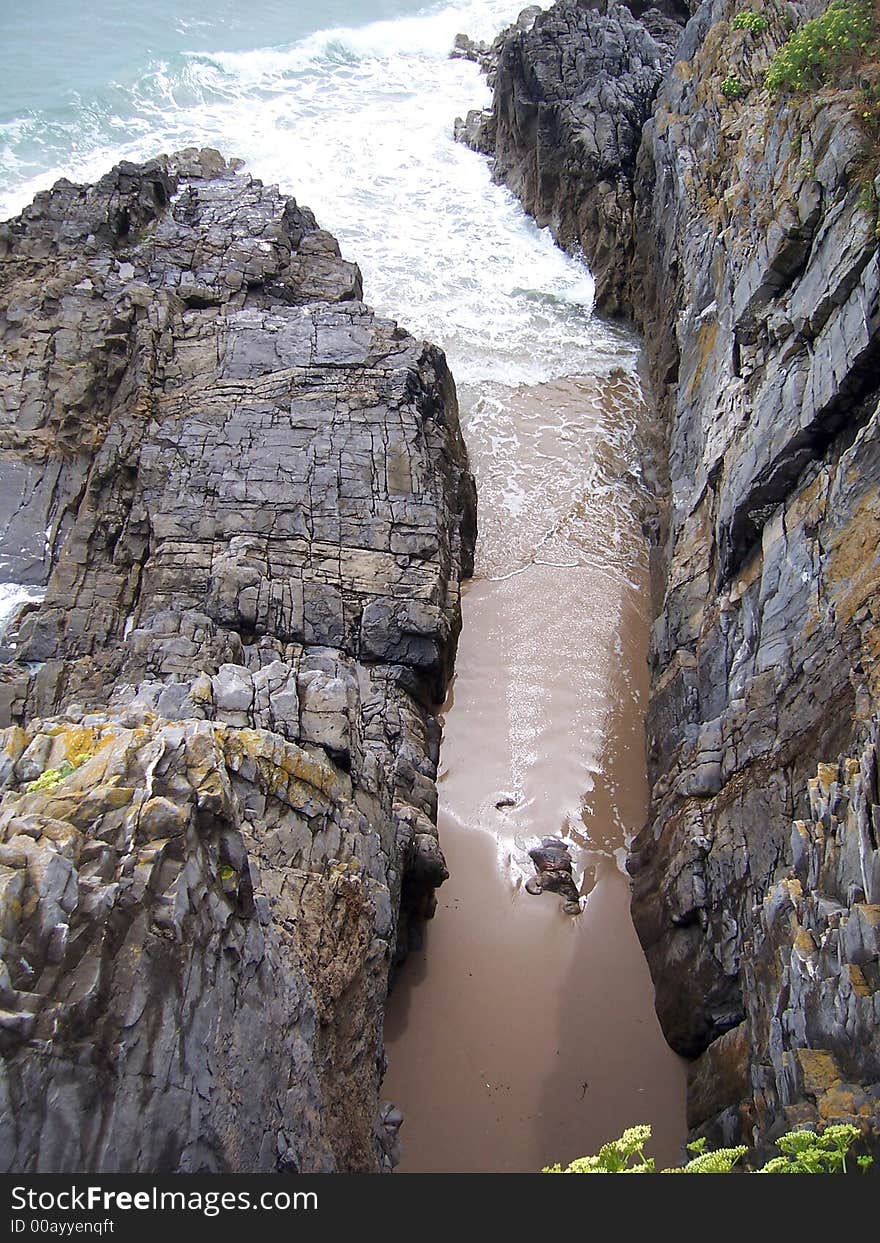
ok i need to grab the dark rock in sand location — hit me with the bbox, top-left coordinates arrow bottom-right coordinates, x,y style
526,836 -> 581,912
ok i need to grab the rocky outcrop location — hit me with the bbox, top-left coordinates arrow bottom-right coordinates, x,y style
455,1 -> 687,314
471,0 -> 880,1154
451,5 -> 545,84
525,836 -> 583,913
685,726 -> 880,1151
0,149 -> 475,1172
627,0 -> 880,1151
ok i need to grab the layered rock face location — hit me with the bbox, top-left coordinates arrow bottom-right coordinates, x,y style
456,1 -> 687,313
0,150 -> 475,1172
629,0 -> 880,1150
472,0 -> 880,1152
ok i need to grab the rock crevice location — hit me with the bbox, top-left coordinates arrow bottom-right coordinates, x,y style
470,0 -> 880,1151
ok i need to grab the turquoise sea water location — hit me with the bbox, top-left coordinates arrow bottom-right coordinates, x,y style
0,0 -> 641,386
0,1 -> 423,110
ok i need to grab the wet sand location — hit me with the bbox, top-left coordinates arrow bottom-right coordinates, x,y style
383,373 -> 686,1173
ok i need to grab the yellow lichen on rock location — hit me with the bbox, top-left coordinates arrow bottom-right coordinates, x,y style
220,725 -> 341,803
791,1048 -> 843,1096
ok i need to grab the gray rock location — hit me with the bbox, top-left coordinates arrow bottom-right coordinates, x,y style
459,0 -> 686,313
625,0 -> 880,1152
0,149 -> 476,1172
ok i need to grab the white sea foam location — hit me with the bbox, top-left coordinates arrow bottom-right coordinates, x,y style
0,585 -> 46,644
0,0 -> 644,586
0,0 -> 637,394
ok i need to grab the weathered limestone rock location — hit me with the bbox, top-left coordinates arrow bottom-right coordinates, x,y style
0,149 -> 475,1171
685,728 -> 880,1153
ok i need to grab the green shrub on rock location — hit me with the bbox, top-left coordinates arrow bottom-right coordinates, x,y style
25,751 -> 93,793
543,1126 -> 657,1173
721,73 -> 746,98
765,0 -> 875,92
759,1124 -> 870,1173
664,1136 -> 749,1174
732,10 -> 769,34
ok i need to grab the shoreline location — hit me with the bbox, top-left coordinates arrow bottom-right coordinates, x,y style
383,371 -> 687,1172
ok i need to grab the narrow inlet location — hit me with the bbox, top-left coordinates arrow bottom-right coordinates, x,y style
383,373 -> 687,1173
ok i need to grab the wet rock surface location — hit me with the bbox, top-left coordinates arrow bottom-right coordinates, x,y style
0,149 -> 475,1171
455,1 -> 686,314
525,836 -> 582,913
472,0 -> 880,1152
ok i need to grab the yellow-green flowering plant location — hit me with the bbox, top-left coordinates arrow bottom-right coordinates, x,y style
25,751 -> 93,793
765,0 -> 875,92
542,1122 -> 873,1174
732,10 -> 769,35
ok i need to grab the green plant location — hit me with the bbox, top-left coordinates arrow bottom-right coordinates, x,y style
859,78 -> 880,130
722,74 -> 746,98
542,1122 -> 873,1174
666,1136 -> 749,1173
543,1125 -> 656,1173
765,0 -> 875,93
25,752 -> 93,794
759,1124 -> 869,1173
732,10 -> 769,34
857,180 -> 877,212
855,178 -> 880,236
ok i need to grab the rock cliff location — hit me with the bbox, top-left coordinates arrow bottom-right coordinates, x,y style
0,149 -> 476,1172
470,0 -> 880,1153
455,0 -> 688,313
